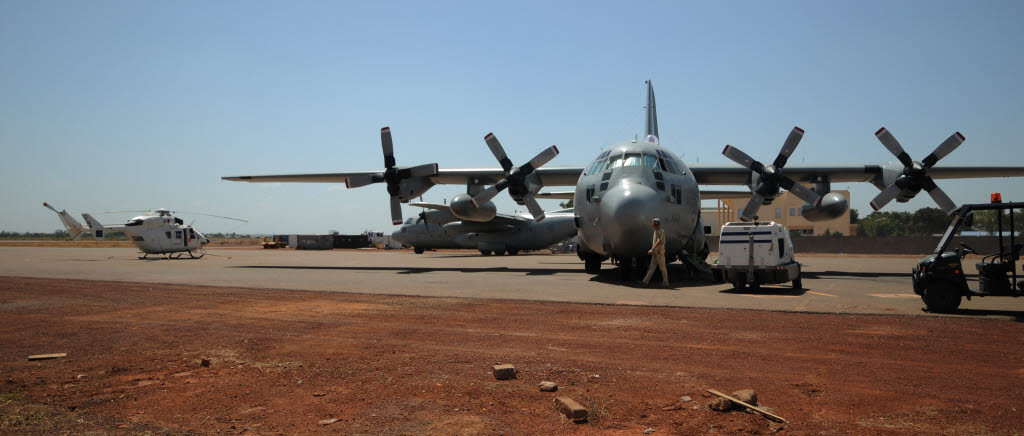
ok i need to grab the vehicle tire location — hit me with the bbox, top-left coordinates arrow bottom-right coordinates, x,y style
414,247 -> 424,254
792,277 -> 803,290
584,256 -> 601,274
480,249 -> 492,256
922,281 -> 962,313
733,272 -> 746,291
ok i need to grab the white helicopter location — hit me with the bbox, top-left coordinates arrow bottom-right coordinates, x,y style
43,202 -> 246,259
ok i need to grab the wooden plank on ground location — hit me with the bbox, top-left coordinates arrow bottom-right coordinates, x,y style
707,389 -> 787,423
27,353 -> 66,361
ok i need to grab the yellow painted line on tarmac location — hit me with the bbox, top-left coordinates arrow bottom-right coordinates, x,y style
806,291 -> 838,298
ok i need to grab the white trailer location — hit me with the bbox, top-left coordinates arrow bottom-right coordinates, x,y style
712,221 -> 802,290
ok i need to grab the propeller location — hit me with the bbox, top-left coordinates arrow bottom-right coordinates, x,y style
345,127 -> 439,225
869,127 -> 965,215
722,126 -> 822,222
418,211 -> 429,229
471,132 -> 559,222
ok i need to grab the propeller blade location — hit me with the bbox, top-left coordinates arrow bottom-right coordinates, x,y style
407,163 -> 439,177
523,196 -> 546,222
869,183 -> 903,211
779,177 -> 822,206
390,195 -> 402,225
524,145 -> 560,172
722,145 -> 762,172
484,133 -> 514,172
381,127 -> 395,168
419,211 -> 429,229
923,180 -> 958,215
345,174 -> 379,189
739,192 -> 765,222
773,126 -> 804,168
874,127 -> 914,167
922,132 -> 965,168
471,183 -> 503,207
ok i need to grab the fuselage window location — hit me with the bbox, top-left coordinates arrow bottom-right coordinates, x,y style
175,231 -> 182,239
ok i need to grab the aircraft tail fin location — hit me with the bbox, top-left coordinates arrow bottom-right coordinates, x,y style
644,80 -> 659,143
43,202 -> 86,240
81,213 -> 106,241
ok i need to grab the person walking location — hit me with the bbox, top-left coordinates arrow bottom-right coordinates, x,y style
642,218 -> 669,287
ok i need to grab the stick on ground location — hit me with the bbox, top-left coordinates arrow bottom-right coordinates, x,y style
707,389 -> 787,424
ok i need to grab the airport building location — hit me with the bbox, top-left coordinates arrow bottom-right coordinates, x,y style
701,188 -> 853,236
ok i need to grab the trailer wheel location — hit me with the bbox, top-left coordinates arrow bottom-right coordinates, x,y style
584,256 -> 601,274
733,273 -> 746,291
922,281 -> 962,313
414,247 -> 424,254
792,277 -> 803,290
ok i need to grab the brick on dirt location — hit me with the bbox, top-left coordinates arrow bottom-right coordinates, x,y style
554,396 -> 588,422
492,363 -> 516,380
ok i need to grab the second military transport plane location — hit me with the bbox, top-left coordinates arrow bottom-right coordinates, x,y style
224,81 -> 1024,280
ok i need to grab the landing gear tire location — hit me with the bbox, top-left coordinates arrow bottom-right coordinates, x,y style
584,256 -> 601,274
619,257 -> 633,281
733,272 -> 746,291
922,281 -> 962,313
508,249 -> 519,256
414,247 -> 424,254
480,249 -> 492,256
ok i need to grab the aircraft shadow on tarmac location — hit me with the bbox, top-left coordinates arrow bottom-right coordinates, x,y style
718,285 -> 808,297
929,308 -> 1024,322
801,270 -> 909,279
230,265 -> 582,276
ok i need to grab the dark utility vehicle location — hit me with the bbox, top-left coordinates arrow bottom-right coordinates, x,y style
912,194 -> 1022,313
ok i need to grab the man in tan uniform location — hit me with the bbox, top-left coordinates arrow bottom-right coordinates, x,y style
642,218 -> 669,287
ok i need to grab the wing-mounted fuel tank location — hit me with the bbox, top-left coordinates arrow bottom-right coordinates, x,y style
800,192 -> 849,221
449,193 -> 497,222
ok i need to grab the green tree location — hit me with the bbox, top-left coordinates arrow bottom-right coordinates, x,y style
559,198 -> 574,209
911,208 -> 950,236
849,208 -> 859,224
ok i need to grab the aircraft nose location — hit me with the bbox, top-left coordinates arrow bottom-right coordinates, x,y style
599,183 -> 661,256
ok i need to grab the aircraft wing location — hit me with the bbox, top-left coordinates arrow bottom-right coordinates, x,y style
699,190 -> 754,199
689,163 -> 1024,185
222,166 -> 585,186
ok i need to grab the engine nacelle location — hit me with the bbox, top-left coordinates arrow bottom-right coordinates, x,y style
397,177 -> 435,202
449,193 -> 497,222
800,192 -> 849,222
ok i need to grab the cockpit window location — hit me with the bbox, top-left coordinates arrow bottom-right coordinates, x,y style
622,153 -> 643,167
642,155 -> 661,169
607,154 -> 625,169
404,218 -> 413,224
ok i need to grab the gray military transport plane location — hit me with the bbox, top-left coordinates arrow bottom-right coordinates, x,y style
394,204 -> 576,255
224,81 -> 1024,281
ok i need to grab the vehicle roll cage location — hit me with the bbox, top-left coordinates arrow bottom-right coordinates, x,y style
935,201 -> 1023,286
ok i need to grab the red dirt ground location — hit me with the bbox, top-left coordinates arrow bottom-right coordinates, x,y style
1,277 -> 1022,435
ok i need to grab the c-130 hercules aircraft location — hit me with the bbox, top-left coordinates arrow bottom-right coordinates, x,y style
224,81 -> 1024,280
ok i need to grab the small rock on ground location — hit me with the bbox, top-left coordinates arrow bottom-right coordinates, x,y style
538,381 -> 558,392
731,389 -> 758,406
709,397 -> 733,412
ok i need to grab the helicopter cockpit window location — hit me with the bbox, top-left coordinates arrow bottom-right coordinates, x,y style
174,217 -> 183,225
125,219 -> 143,227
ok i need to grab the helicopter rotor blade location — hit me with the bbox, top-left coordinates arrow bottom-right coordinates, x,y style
172,212 -> 248,223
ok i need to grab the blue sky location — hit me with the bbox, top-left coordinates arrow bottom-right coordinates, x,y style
2,1 -> 1022,234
